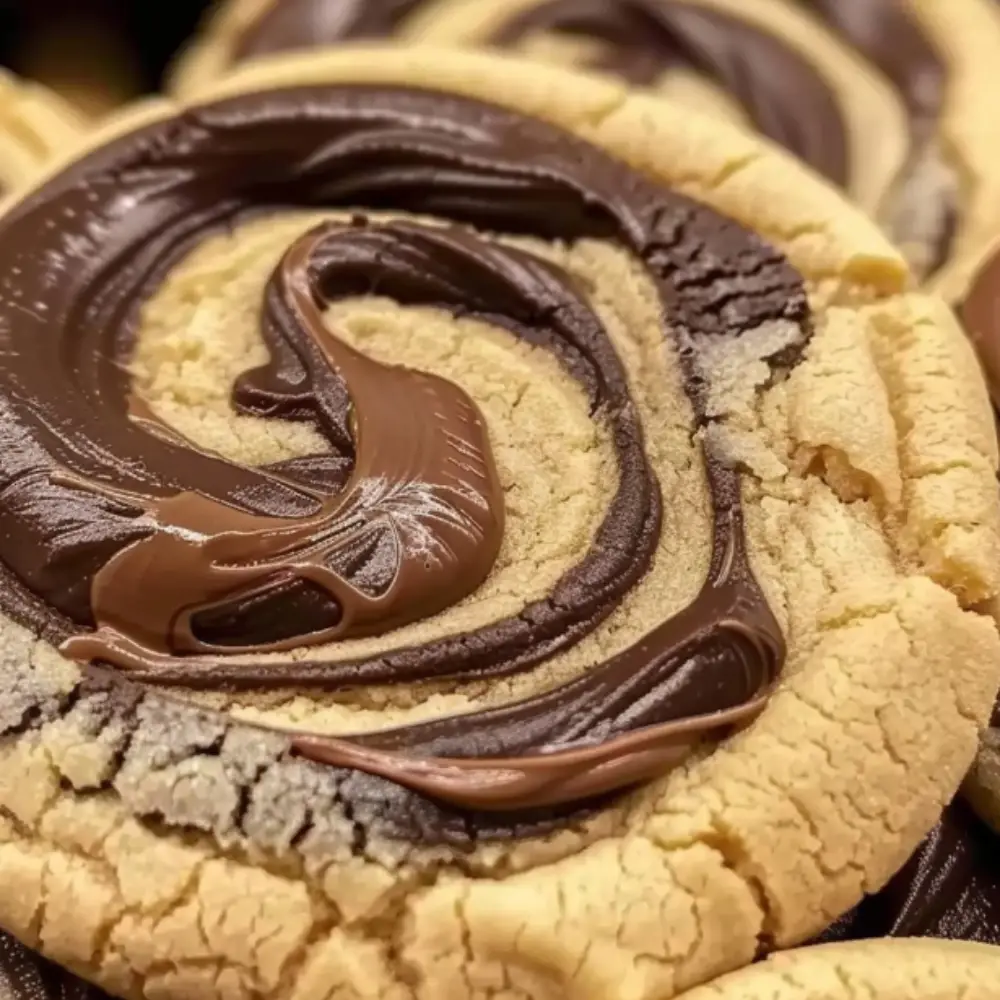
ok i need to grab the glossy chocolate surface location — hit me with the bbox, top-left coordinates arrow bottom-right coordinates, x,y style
0,935 -> 103,1000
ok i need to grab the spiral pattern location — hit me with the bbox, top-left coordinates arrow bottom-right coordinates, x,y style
0,82 -> 813,818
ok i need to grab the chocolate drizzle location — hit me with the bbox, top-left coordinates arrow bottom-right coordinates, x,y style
63,220 -> 506,665
0,84 -> 802,813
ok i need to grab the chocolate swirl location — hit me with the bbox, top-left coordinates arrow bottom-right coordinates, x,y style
489,0 -> 954,278
0,85 -> 804,813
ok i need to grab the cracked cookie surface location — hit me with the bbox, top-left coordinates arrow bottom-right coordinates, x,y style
1,47 -> 999,1000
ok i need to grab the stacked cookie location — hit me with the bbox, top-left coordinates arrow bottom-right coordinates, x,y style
2,3 -> 1000,1000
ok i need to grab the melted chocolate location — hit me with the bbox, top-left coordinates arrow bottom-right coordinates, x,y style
0,84 -> 802,811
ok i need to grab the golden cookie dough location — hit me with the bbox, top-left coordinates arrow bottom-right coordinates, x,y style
0,70 -> 84,193
677,940 -> 1000,1000
0,47 -> 999,1000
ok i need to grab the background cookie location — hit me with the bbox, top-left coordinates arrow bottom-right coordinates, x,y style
0,931 -> 101,1000
677,940 -> 1000,1000
171,0 -> 1000,293
0,70 -> 84,193
1,47 -> 999,1000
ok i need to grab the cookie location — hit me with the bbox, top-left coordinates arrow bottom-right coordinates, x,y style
1,46 -> 998,1000
0,70 -> 84,194
171,0 -> 1000,292
678,940 -> 1000,1000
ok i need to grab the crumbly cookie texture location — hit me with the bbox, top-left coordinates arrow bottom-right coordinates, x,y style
677,940 -> 1000,1000
0,69 -> 84,192
1,48 -> 999,1000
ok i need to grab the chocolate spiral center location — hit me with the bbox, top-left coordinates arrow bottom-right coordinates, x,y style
0,84 -> 808,811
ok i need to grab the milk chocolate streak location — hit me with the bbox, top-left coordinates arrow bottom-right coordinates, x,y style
0,85 -> 802,811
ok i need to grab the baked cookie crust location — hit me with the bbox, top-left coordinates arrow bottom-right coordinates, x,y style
0,48 -> 998,1000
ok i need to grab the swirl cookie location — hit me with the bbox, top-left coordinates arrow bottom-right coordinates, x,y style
172,0 -> 1000,292
679,940 -> 1000,1000
1,46 -> 999,1000
0,70 -> 83,194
